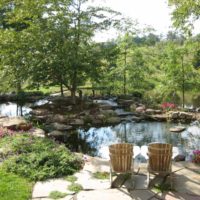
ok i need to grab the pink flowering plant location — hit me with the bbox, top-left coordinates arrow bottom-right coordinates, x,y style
0,127 -> 15,138
192,150 -> 200,164
161,102 -> 176,111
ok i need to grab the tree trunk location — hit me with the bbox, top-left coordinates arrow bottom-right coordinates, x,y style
70,88 -> 76,104
123,48 -> 127,95
17,81 -> 22,94
60,82 -> 64,97
92,89 -> 95,97
181,56 -> 185,108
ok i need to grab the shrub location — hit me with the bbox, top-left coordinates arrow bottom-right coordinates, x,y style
1,134 -> 83,181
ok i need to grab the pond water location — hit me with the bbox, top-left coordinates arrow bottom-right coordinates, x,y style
1,99 -> 199,162
0,102 -> 32,116
0,99 -> 49,117
61,121 -> 200,162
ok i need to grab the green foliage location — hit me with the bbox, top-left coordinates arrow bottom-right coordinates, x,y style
0,168 -> 32,200
0,0 -> 120,98
169,0 -> 200,34
65,175 -> 77,182
68,183 -> 83,193
93,171 -> 109,179
1,134 -> 83,181
1,0 -> 200,104
49,191 -> 67,199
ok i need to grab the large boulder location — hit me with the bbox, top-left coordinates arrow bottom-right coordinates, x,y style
106,117 -> 121,124
46,114 -> 69,123
145,109 -> 163,115
48,130 -> 64,137
130,104 -> 137,112
91,118 -> 103,125
31,128 -> 45,137
179,112 -> 193,119
0,116 -> 27,130
70,118 -> 84,126
45,122 -> 72,131
99,104 -> 113,110
169,111 -> 194,122
136,106 -> 146,113
30,109 -> 50,116
100,109 -> 116,117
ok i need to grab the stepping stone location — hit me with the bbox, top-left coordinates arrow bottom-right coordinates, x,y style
169,126 -> 186,133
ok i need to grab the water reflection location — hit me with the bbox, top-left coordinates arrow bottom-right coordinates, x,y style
0,102 -> 32,116
62,122 -> 192,159
0,99 -> 49,117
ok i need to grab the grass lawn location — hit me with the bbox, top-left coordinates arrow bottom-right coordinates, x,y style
0,168 -> 33,200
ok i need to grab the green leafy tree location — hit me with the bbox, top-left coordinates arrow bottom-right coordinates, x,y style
0,0 -> 120,100
161,42 -> 200,107
169,0 -> 200,34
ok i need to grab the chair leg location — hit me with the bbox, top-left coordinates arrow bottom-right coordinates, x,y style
110,168 -> 113,188
147,172 -> 150,187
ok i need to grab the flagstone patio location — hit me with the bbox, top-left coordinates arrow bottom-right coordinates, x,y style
32,156 -> 200,200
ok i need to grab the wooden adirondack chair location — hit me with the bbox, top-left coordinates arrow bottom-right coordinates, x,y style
147,143 -> 173,188
109,143 -> 134,187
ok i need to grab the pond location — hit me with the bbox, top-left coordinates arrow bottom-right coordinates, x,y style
61,121 -> 200,162
0,99 -> 49,117
0,99 -> 199,162
0,102 -> 32,117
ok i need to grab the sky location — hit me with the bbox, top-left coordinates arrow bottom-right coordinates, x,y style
92,0 -> 200,42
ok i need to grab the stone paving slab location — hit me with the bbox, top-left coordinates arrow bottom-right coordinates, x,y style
76,189 -> 132,200
32,159 -> 200,200
133,174 -> 148,189
32,179 -> 73,199
172,163 -> 200,195
83,156 -> 110,173
130,189 -> 160,200
161,192 -> 200,200
75,170 -> 110,190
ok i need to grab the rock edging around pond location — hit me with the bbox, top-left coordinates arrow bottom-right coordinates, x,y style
2,96 -> 199,137
0,116 -> 45,137
29,97 -> 200,135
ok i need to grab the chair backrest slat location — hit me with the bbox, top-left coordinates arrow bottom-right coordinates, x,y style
109,143 -> 133,173
148,143 -> 172,172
